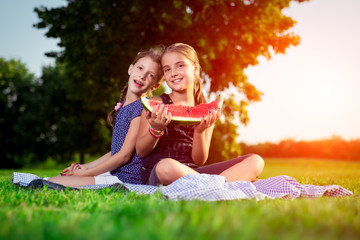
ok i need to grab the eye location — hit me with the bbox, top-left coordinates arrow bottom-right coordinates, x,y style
148,73 -> 155,79
164,68 -> 170,72
137,66 -> 143,70
177,64 -> 184,68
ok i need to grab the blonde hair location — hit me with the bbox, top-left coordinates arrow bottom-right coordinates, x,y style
162,43 -> 206,105
107,46 -> 164,127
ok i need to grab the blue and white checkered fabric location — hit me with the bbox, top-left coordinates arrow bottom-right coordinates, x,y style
12,172 -> 41,187
11,172 -> 352,201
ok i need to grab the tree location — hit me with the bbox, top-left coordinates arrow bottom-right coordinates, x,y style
38,63 -> 112,164
0,58 -> 112,168
34,0 -> 309,162
0,58 -> 42,167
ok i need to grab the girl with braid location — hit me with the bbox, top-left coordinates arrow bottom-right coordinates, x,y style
48,47 -> 164,187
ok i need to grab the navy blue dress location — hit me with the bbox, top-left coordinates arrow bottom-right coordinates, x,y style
110,99 -> 143,184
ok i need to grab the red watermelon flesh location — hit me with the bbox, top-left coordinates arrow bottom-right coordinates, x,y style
141,96 -> 223,125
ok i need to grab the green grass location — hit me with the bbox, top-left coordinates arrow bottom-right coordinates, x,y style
1,158 -> 359,240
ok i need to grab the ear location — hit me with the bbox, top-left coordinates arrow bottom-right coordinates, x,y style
128,64 -> 134,75
151,82 -> 162,90
193,62 -> 199,76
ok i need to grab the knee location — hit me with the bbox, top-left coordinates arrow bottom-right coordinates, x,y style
155,158 -> 177,184
249,154 -> 265,174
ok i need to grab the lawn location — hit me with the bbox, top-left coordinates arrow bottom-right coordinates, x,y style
0,158 -> 359,240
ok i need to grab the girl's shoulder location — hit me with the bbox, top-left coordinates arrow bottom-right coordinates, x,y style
122,98 -> 143,109
132,98 -> 144,112
119,99 -> 143,118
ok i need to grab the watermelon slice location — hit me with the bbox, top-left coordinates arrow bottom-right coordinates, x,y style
141,96 -> 223,125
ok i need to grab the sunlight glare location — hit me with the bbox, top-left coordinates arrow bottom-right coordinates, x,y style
319,79 -> 340,100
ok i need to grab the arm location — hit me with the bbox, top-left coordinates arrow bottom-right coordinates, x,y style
83,151 -> 111,169
191,108 -> 220,165
136,101 -> 171,158
60,152 -> 111,175
69,117 -> 142,177
135,110 -> 159,157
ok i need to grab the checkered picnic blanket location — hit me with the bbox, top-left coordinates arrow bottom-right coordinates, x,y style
11,172 -> 353,201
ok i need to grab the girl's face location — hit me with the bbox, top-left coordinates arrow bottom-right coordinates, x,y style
127,56 -> 161,96
161,52 -> 198,93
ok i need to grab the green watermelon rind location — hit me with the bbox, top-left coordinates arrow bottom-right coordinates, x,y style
140,96 -> 223,125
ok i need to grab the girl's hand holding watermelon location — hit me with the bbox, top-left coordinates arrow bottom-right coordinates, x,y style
194,107 -> 221,134
145,102 -> 172,132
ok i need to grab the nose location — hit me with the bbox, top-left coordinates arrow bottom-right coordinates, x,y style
171,68 -> 178,77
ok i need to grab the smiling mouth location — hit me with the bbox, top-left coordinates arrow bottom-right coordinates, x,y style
134,80 -> 144,86
172,78 -> 182,84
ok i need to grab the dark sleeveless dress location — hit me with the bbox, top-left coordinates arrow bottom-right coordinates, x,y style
141,94 -> 198,183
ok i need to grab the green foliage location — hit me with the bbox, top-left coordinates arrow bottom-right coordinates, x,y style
0,58 -> 41,167
207,94 -> 252,163
1,158 -> 359,239
34,0 -> 306,97
37,63 -> 112,163
33,0 -> 309,163
208,118 -> 242,164
0,58 -> 111,168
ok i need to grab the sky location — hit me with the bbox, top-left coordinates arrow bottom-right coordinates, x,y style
240,0 -> 360,144
1,0 -> 359,144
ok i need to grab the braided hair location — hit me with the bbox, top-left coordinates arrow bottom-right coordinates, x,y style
107,46 -> 164,127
